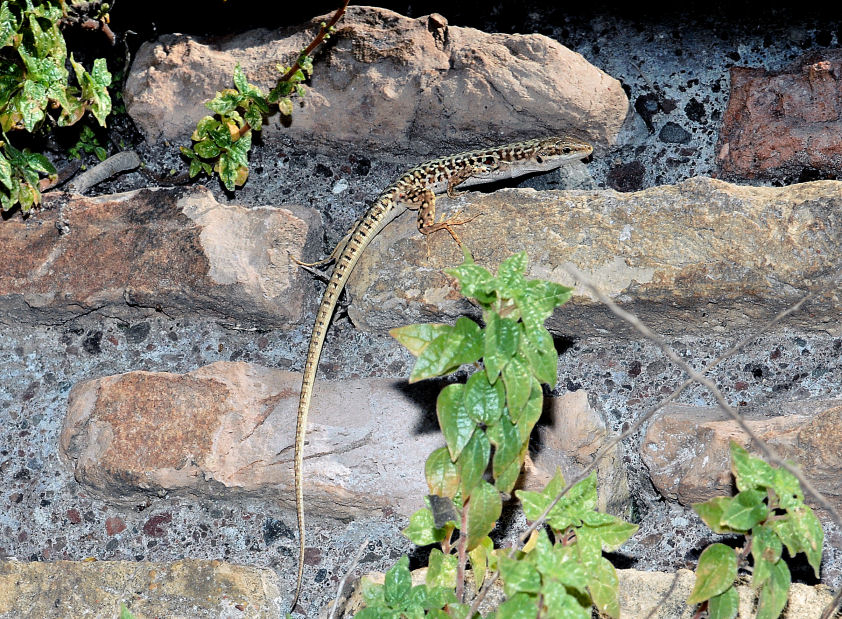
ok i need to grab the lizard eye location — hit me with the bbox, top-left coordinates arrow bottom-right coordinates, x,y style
562,146 -> 571,154
535,155 -> 544,164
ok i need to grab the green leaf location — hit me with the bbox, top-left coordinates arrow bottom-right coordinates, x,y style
532,530 -> 588,591
232,64 -> 264,97
410,317 -> 482,382
755,559 -> 790,619
720,489 -> 768,530
752,525 -> 782,576
519,325 -> 558,386
425,447 -> 459,498
15,79 -> 47,130
402,507 -> 447,546
499,555 -> 541,596
445,255 -> 495,305
390,323 -> 450,358
0,151 -> 12,190
74,56 -> 111,126
514,378 -> 543,442
730,441 -> 774,491
495,592 -> 538,619
687,543 -> 738,605
206,88 -> 242,115
465,479 -> 501,550
464,371 -> 504,425
277,96 -> 293,116
119,603 -> 136,619
772,466 -> 803,511
502,354 -> 531,414
587,557 -> 620,619
484,313 -> 519,383
789,505 -> 824,578
94,146 -> 107,161
707,586 -> 739,619
437,383 -> 475,461
495,452 -> 524,495
457,428 -> 490,497
468,536 -> 493,590
487,415 -> 521,479
542,585 -> 590,619
516,470 -> 597,532
188,158 -> 203,178
584,517 -> 639,551
193,138 -> 220,159
384,556 -> 412,607
0,4 -> 17,48
693,496 -> 740,534
495,252 -> 528,297
426,548 -> 457,589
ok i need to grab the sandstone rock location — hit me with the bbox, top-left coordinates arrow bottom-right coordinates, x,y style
717,50 -> 842,180
524,390 -> 631,519
124,6 -> 628,157
0,187 -> 320,327
345,178 -> 842,337
0,559 -> 281,618
59,362 -> 630,521
641,399 -> 842,516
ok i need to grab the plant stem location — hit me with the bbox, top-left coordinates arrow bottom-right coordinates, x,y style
456,503 -> 469,602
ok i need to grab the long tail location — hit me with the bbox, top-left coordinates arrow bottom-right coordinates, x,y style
291,195 -> 397,609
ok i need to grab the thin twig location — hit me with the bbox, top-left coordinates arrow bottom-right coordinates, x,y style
329,537 -> 369,619
279,0 -> 350,83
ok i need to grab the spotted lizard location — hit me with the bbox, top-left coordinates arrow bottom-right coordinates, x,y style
291,136 -> 594,608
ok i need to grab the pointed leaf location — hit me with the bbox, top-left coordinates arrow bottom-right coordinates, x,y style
457,428 -> 490,497
502,354 -> 531,414
499,555 -> 541,596
687,543 -> 737,605
425,447 -> 459,498
465,479 -> 501,550
721,489 -> 767,530
755,560 -> 790,619
384,556 -> 412,607
402,507 -> 447,546
437,383 -> 475,460
484,313 -> 519,383
730,441 -> 774,491
587,557 -> 620,619
464,370 -> 504,425
410,317 -> 482,382
707,586 -> 739,619
390,323 -> 451,357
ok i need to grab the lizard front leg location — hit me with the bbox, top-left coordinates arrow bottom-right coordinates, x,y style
415,187 -> 477,246
446,162 -> 497,198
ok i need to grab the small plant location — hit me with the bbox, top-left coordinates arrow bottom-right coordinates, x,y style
0,0 -> 113,213
357,250 -> 639,617
180,0 -> 348,191
68,123 -> 107,161
688,441 -> 824,619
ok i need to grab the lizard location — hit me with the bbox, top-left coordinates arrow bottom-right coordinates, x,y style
291,135 -> 594,609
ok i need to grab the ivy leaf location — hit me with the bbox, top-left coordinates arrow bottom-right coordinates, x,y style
465,479 -> 501,550
437,383 -> 475,461
687,543 -> 737,605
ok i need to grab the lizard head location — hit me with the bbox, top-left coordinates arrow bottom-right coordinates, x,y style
532,136 -> 594,165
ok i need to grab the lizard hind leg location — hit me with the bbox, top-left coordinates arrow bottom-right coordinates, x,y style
289,227 -> 354,269
416,187 -> 479,248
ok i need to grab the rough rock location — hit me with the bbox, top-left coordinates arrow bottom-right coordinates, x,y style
0,186 -> 320,327
717,50 -> 842,180
59,361 -> 630,520
641,399 -> 842,516
524,390 -> 631,519
124,6 -> 628,157
345,177 -> 842,337
0,559 -> 281,618
333,568 -> 838,618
